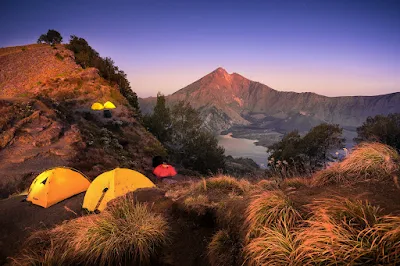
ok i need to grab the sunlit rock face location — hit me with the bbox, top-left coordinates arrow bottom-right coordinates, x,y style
0,44 -> 164,198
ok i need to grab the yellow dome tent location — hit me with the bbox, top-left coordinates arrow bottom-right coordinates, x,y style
27,167 -> 90,208
83,168 -> 155,212
91,102 -> 104,110
103,101 -> 116,109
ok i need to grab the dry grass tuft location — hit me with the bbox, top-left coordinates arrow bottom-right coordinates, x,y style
244,226 -> 299,266
207,230 -> 242,266
245,191 -> 302,240
313,142 -> 399,186
364,215 -> 400,264
296,197 -> 400,265
257,179 -> 279,190
194,175 -> 251,195
12,196 -> 169,266
243,190 -> 303,265
280,177 -> 311,189
183,194 -> 211,215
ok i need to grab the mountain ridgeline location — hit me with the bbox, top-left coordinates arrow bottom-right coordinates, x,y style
139,67 -> 400,145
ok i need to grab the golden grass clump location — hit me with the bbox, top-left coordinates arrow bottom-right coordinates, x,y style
244,226 -> 299,266
245,191 -> 302,240
296,197 -> 400,265
207,229 -> 242,266
257,179 -> 279,190
365,215 -> 400,264
183,194 -> 211,215
280,177 -> 311,189
243,191 -> 302,265
313,142 -> 400,186
12,196 -> 169,266
194,175 -> 251,195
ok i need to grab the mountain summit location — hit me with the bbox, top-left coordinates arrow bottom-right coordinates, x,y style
140,68 -> 400,144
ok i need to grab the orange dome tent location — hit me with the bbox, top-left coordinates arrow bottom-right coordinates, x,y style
103,101 -> 116,109
83,168 -> 155,212
91,102 -> 104,110
153,164 -> 177,179
27,167 -> 90,208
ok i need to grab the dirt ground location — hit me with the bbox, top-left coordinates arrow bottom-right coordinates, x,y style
0,193 -> 85,265
2,177 -> 399,266
0,187 -> 214,266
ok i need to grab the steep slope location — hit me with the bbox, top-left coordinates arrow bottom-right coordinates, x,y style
0,44 -> 165,197
139,67 -> 400,142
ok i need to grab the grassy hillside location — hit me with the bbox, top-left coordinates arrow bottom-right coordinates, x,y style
7,142 -> 400,265
0,44 -> 165,197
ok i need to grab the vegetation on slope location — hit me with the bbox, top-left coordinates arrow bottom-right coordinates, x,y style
143,93 -> 225,174
355,113 -> 400,151
0,40 -> 165,197
268,123 -> 345,177
66,36 -> 141,114
37,29 -> 62,45
3,31 -> 400,265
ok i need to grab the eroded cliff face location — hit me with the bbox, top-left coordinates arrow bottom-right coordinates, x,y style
0,44 -> 165,197
140,67 -> 400,137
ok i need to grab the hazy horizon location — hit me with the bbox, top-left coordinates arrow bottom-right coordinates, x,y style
2,0 -> 399,98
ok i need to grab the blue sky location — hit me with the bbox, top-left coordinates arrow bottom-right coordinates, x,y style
1,0 -> 399,97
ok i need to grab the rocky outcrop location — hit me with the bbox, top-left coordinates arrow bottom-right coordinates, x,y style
0,44 -> 166,198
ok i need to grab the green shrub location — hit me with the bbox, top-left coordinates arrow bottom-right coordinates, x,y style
55,52 -> 64,61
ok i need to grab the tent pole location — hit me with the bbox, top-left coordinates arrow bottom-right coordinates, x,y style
94,187 -> 109,212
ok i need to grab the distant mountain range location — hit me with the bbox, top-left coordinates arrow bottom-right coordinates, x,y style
139,67 -> 400,146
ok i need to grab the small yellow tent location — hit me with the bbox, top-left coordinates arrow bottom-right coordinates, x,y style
83,168 -> 155,212
91,102 -> 104,110
103,101 -> 116,109
27,167 -> 90,208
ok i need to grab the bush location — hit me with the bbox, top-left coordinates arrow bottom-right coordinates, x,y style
268,123 -> 345,176
12,196 -> 169,265
55,52 -> 64,61
313,142 -> 399,186
37,29 -> 63,45
356,113 -> 400,151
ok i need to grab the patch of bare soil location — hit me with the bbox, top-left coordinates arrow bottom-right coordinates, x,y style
0,193 -> 85,265
125,188 -> 214,266
0,44 -> 79,98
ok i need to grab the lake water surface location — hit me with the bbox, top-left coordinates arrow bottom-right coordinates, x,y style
217,133 -> 268,168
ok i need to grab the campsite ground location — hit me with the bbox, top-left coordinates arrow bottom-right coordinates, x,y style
2,172 -> 400,265
0,193 -> 85,265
